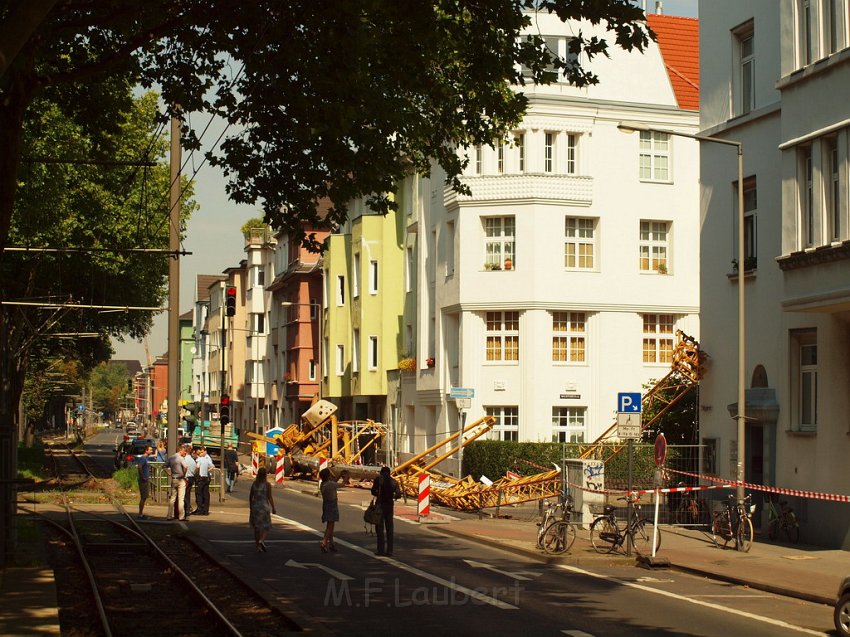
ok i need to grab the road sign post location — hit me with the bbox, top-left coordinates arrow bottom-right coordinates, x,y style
617,392 -> 642,557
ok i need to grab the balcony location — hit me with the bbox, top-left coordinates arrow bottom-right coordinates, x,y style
444,173 -> 592,208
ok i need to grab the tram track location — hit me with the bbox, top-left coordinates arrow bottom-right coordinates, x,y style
22,435 -> 303,636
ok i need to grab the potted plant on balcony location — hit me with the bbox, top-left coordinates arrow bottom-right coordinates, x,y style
398,357 -> 416,372
426,357 -> 435,368
504,257 -> 513,270
484,262 -> 501,271
283,373 -> 295,384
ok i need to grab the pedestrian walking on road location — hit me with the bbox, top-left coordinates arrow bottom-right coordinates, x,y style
371,466 -> 401,557
183,445 -> 198,519
165,446 -> 189,521
224,442 -> 239,493
319,468 -> 350,553
249,467 -> 276,552
136,445 -> 154,520
193,447 -> 214,515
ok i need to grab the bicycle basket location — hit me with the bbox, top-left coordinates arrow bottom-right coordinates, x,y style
603,504 -> 616,515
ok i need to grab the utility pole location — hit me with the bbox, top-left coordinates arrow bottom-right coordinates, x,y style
167,113 -> 181,456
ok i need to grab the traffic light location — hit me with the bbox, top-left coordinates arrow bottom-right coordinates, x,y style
127,378 -> 133,393
182,402 -> 199,434
220,394 -> 231,426
225,286 -> 237,317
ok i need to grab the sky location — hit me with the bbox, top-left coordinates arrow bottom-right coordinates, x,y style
111,0 -> 698,367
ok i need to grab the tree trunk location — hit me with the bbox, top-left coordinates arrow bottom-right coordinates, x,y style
0,72 -> 31,251
0,309 -> 25,566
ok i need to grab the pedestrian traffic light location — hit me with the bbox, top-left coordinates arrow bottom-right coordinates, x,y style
220,394 -> 231,426
182,402 -> 199,434
127,378 -> 133,393
225,286 -> 237,317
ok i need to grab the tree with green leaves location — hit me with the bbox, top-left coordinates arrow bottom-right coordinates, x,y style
0,1 -> 653,251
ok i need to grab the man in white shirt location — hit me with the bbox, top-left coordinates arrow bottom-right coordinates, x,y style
193,447 -> 215,515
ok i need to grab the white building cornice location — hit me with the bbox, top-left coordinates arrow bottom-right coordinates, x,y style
444,174 -> 592,208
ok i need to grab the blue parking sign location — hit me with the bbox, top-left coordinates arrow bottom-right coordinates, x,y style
618,392 -> 642,413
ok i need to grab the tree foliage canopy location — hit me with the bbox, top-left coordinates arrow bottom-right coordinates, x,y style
0,0 -> 653,250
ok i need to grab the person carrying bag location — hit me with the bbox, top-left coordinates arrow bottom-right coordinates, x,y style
370,466 -> 401,556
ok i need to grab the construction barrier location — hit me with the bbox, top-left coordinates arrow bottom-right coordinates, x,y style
275,455 -> 285,484
251,452 -> 259,477
418,473 -> 430,517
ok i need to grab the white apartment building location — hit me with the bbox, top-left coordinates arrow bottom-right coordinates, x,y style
699,0 -> 850,548
392,13 -> 701,460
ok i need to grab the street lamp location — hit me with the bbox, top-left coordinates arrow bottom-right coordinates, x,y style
280,301 -> 323,401
618,121 -> 747,503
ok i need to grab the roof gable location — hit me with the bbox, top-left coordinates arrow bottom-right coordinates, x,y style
647,14 -> 699,111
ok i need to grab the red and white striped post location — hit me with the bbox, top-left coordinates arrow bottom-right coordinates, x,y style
418,473 -> 430,518
251,452 -> 259,478
319,457 -> 328,474
275,454 -> 285,484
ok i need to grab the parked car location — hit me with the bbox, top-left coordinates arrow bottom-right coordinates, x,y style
114,438 -> 155,470
835,576 -> 850,636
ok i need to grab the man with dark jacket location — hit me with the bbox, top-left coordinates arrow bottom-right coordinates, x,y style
371,466 -> 402,556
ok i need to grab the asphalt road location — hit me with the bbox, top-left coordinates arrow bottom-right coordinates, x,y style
85,430 -> 832,636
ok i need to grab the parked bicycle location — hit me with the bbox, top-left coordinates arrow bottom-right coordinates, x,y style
765,495 -> 800,544
536,493 -> 576,555
711,493 -> 755,552
674,484 -> 708,526
589,494 -> 661,556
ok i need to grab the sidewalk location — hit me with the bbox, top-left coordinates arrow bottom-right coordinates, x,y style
428,509 -> 846,606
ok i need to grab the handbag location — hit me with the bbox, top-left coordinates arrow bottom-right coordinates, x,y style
364,498 -> 383,525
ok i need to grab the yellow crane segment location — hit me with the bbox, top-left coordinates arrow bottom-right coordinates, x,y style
578,330 -> 706,463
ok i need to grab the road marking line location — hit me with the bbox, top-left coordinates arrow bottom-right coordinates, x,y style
555,564 -> 823,635
688,594 -> 773,598
463,559 -> 537,581
285,558 -> 354,581
273,513 -> 518,610
561,630 -> 595,636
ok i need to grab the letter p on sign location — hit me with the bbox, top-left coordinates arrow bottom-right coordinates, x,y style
618,392 -> 642,413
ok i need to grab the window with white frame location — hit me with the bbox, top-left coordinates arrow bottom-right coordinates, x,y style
369,260 -> 378,294
642,313 -> 674,364
552,407 -> 586,443
309,359 -> 317,381
800,0 -> 815,65
497,140 -> 504,174
800,145 -> 815,247
483,216 -> 515,269
828,138 -> 841,241
639,131 -> 670,181
639,221 -> 669,272
515,132 -> 525,172
255,266 -> 265,287
566,133 -> 577,174
369,336 -> 378,370
564,217 -> 595,269
406,246 -> 414,292
791,329 -> 818,432
335,344 -> 345,376
544,132 -> 555,173
475,145 -> 482,174
252,312 -> 265,335
734,23 -> 755,115
446,221 -> 455,276
827,0 -> 847,54
336,275 -> 345,306
353,253 -> 360,297
486,406 -> 519,441
485,311 -> 519,361
352,329 -> 360,373
552,311 -> 586,363
734,176 -> 758,270
323,337 -> 329,378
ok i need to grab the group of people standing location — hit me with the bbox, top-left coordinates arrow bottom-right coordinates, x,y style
136,440 -> 404,557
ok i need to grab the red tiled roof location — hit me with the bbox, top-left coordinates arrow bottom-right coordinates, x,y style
647,14 -> 699,111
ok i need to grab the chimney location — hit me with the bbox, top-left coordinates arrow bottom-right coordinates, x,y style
655,1 -> 663,14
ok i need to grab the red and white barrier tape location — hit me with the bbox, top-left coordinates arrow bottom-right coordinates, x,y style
565,469 -> 850,503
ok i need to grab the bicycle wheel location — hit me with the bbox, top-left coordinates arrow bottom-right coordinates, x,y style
736,516 -> 754,552
767,516 -> 778,541
783,512 -> 800,544
631,519 -> 662,556
674,500 -> 690,526
542,521 -> 576,555
590,517 -> 619,554
711,512 -> 731,548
